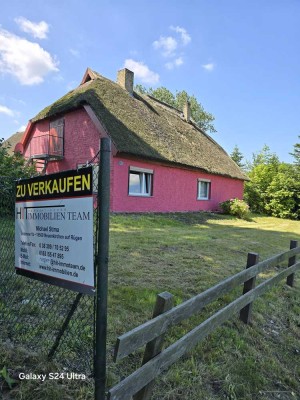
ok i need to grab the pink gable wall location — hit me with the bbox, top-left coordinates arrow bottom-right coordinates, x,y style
24,108 -> 244,213
111,157 -> 244,213
24,108 -> 100,174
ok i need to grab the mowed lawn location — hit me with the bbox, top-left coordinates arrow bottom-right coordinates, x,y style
107,213 -> 300,400
1,212 -> 299,399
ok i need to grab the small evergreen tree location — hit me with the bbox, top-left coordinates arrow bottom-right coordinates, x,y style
230,145 -> 245,169
251,145 -> 279,168
290,135 -> 300,166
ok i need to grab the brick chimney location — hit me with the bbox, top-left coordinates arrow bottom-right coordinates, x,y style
183,101 -> 191,122
117,68 -> 134,95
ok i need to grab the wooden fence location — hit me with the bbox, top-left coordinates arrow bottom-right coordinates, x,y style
108,240 -> 300,400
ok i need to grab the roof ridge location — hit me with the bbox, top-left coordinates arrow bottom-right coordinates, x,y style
146,94 -> 181,113
25,69 -> 248,181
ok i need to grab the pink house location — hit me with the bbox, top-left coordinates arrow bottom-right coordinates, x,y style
15,68 -> 247,213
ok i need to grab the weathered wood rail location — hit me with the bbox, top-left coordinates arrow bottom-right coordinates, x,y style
108,240 -> 299,400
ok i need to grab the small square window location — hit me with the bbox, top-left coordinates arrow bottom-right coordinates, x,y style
129,168 -> 153,196
197,180 -> 210,200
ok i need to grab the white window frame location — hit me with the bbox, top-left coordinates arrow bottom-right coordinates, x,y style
197,179 -> 211,200
129,167 -> 153,197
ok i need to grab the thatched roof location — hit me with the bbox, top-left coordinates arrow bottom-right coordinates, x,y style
3,132 -> 24,155
29,69 -> 247,181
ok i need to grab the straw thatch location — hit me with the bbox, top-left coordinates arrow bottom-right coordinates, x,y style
30,69 -> 247,180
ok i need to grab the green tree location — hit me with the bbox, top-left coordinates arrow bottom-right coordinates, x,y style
290,135 -> 300,166
230,145 -> 245,168
251,144 -> 279,168
0,138 -> 35,214
135,85 -> 216,134
244,162 -> 279,213
244,145 -> 299,219
0,138 -> 35,178
149,87 -> 176,107
134,84 -> 148,95
265,163 -> 300,219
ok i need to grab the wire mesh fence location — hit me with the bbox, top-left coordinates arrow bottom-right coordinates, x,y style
0,165 -> 100,377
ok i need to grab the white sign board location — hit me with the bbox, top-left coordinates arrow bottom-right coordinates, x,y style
15,167 -> 95,295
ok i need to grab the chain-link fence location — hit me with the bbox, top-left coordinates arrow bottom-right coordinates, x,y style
0,165 -> 100,376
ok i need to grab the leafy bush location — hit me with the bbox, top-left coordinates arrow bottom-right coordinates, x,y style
220,198 -> 250,219
219,199 -> 231,214
244,161 -> 300,220
0,138 -> 36,215
264,165 -> 300,220
0,138 -> 36,179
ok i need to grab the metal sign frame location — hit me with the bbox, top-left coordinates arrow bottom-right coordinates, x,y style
15,167 -> 95,295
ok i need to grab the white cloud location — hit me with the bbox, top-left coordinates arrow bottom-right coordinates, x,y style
124,59 -> 159,85
15,17 -> 49,39
202,63 -> 215,71
69,48 -> 80,57
153,36 -> 177,57
18,124 -> 27,132
170,26 -> 191,46
165,57 -> 184,70
0,29 -> 59,85
153,26 -> 191,71
175,57 -> 184,66
0,105 -> 14,116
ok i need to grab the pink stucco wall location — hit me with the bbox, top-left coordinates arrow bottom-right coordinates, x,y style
111,157 -> 244,213
24,108 -> 244,213
24,108 -> 100,174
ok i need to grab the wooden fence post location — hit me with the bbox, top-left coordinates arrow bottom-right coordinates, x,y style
286,240 -> 298,287
132,291 -> 174,400
239,252 -> 259,324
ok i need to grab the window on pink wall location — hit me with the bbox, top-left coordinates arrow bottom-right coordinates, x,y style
197,179 -> 211,200
49,117 -> 64,156
129,167 -> 153,196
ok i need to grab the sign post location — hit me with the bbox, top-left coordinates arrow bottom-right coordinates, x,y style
15,167 -> 95,295
95,138 -> 111,400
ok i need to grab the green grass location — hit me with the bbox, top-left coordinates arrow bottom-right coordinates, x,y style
1,212 -> 300,399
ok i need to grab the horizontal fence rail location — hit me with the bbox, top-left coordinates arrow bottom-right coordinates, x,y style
109,241 -> 299,400
114,245 -> 300,362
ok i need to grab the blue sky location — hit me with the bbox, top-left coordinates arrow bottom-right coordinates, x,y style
1,0 -> 299,163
